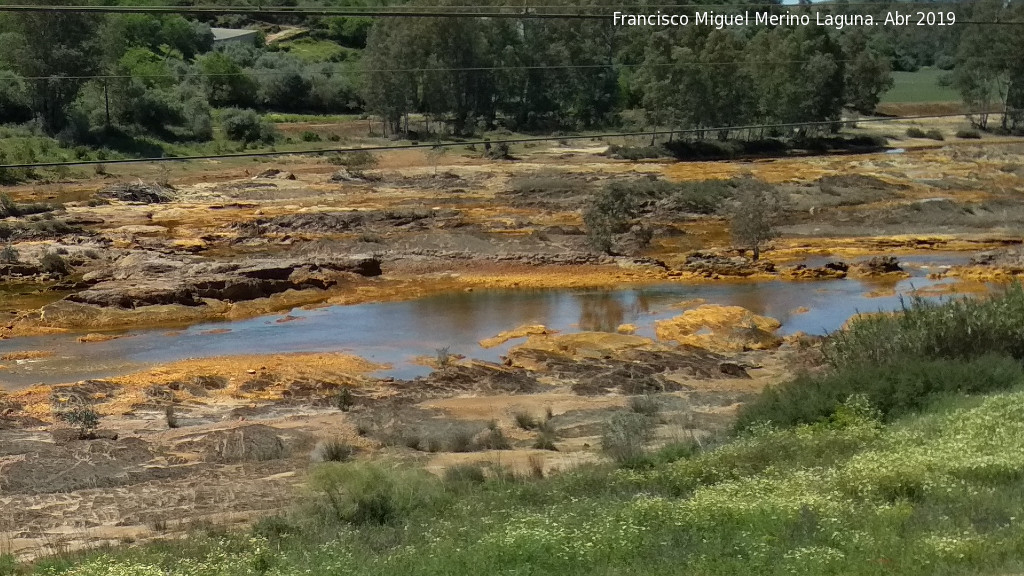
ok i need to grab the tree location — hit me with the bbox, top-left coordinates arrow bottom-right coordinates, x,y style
950,0 -> 1020,130
198,51 -> 257,107
583,183 -> 639,255
747,27 -> 845,127
0,70 -> 32,123
360,19 -> 418,135
840,30 -> 894,115
254,52 -> 311,111
0,2 -> 102,133
729,184 -> 783,261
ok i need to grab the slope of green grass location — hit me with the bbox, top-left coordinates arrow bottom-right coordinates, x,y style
22,385 -> 1024,576
882,68 -> 960,104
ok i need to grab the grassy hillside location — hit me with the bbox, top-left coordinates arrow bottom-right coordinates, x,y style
882,68 -> 960,104
12,286 -> 1024,576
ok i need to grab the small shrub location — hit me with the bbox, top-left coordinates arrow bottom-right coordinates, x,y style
629,394 -> 661,417
486,142 -> 512,160
331,150 -> 377,172
0,193 -> 18,217
514,411 -> 538,430
56,406 -> 100,439
447,428 -> 476,453
601,412 -> 655,465
94,163 -> 108,176
165,405 -> 179,429
604,144 -> 669,160
252,515 -> 294,539
221,108 -> 276,144
924,129 -> 944,141
0,244 -> 18,264
39,251 -> 71,276
478,420 -> 511,450
527,454 -> 545,478
533,430 -> 558,451
825,284 -> 1024,368
956,129 -> 982,139
443,464 -> 486,487
905,127 -> 926,138
435,346 -> 451,368
301,131 -> 322,142
334,387 -> 355,412
309,463 -> 446,526
313,439 -> 356,462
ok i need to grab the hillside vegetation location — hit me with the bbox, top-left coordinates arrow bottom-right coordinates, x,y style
0,0 -> 1022,176
11,285 -> 1024,575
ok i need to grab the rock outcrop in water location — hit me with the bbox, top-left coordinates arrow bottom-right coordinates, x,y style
655,304 -> 782,353
33,253 -> 382,328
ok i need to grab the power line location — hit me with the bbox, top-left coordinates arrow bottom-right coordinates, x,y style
0,56 -> 995,82
0,112 -> 1013,170
0,3 -> 1015,21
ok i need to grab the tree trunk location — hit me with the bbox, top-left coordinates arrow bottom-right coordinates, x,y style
752,245 -> 760,261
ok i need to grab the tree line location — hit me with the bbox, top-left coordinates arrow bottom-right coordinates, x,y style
0,0 -> 1021,153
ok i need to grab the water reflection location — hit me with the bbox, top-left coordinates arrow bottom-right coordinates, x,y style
0,273 -> 990,388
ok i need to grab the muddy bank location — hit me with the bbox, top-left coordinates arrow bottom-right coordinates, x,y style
0,310 -> 790,559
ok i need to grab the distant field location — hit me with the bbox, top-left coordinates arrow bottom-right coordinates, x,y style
882,67 -> 960,104
279,38 -> 359,63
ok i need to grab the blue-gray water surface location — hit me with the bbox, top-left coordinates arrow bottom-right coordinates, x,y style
0,257 -> 982,388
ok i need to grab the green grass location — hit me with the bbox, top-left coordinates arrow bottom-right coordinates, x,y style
28,386 -> 1024,576
278,38 -> 359,63
881,68 -> 959,104
736,354 -> 1024,429
824,283 -> 1024,369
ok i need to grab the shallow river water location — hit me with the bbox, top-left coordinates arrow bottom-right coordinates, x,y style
0,255 -> 985,388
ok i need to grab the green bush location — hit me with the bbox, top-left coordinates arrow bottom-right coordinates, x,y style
924,129 -> 944,141
56,406 -> 100,439
308,463 -> 446,526
825,284 -> 1024,368
477,420 -> 512,450
667,180 -> 734,215
601,412 -> 655,466
220,108 -> 276,144
956,129 -> 982,139
906,127 -> 926,138
628,394 -> 661,417
0,244 -> 18,263
514,411 -> 538,430
736,354 -> 1024,429
313,439 -> 356,462
39,251 -> 71,276
583,182 -> 639,254
443,464 -> 486,487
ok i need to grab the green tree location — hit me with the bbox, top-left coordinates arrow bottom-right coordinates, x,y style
747,27 -> 845,127
729,184 -> 783,262
0,70 -> 32,123
198,51 -> 257,107
0,3 -> 102,133
360,19 -> 418,135
840,30 -> 894,115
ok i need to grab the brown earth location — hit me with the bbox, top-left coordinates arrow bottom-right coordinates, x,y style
2,116 -> 1024,560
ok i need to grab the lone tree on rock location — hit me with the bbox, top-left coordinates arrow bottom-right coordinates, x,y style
729,185 -> 783,261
